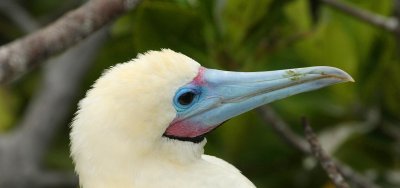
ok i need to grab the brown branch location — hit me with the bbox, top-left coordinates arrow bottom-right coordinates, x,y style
0,0 -> 142,84
0,24 -> 109,188
302,117 -> 350,188
16,26 -> 109,165
321,0 -> 400,35
258,106 -> 380,188
0,1 -> 143,186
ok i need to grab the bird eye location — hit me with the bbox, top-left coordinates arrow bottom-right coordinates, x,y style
174,87 -> 200,111
178,92 -> 196,106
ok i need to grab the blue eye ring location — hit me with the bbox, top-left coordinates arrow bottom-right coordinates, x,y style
173,87 -> 200,111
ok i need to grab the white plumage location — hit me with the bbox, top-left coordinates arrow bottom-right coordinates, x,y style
70,49 -> 352,187
70,50 -> 254,187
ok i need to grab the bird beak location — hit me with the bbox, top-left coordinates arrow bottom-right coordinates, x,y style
165,66 -> 353,142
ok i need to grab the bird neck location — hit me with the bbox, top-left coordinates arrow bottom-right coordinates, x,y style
157,137 -> 206,164
72,129 -> 206,187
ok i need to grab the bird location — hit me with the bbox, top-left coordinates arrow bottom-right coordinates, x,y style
70,49 -> 353,188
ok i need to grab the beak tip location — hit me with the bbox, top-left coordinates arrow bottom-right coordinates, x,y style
315,66 -> 354,83
347,76 -> 355,83
335,68 -> 355,83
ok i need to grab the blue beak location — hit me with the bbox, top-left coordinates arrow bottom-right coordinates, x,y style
164,66 -> 353,142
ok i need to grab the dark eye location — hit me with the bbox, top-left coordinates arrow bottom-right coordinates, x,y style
173,87 -> 200,111
178,92 -> 196,106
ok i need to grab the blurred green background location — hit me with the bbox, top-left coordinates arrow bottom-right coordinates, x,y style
0,0 -> 399,187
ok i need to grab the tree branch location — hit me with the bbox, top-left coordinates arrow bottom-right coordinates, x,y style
302,117 -> 350,188
0,23 -> 110,188
0,0 -> 142,84
321,0 -> 400,35
16,26 -> 110,166
0,0 -> 143,186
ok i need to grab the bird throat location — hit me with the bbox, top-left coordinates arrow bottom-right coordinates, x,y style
163,133 -> 205,143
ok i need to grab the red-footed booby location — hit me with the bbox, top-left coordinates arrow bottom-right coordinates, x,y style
70,49 -> 353,188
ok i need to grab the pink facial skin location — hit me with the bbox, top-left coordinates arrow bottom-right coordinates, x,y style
164,67 -> 212,139
192,67 -> 206,85
165,119 -> 214,138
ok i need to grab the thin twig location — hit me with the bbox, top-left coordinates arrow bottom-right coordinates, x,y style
0,0 -> 142,84
302,117 -> 350,188
321,0 -> 400,35
258,106 -> 380,188
257,106 -> 309,153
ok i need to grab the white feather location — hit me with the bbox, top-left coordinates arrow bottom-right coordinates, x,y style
70,49 -> 255,187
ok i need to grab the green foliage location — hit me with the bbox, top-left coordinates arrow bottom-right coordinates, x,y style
1,0 -> 399,187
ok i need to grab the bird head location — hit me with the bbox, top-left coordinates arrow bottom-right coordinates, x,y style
70,49 -> 353,185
